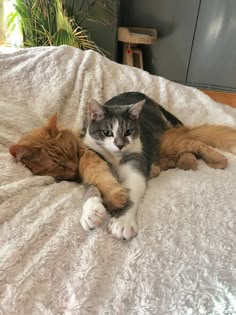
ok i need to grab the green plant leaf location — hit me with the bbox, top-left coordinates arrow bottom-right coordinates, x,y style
5,0 -> 107,52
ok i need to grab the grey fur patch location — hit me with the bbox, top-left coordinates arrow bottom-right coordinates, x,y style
121,153 -> 150,177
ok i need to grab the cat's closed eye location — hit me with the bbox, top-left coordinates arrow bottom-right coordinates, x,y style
124,129 -> 133,137
102,130 -> 113,137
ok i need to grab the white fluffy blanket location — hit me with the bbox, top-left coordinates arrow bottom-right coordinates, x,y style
0,46 -> 236,315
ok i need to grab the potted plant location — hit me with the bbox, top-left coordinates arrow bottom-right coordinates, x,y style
5,0 -> 113,52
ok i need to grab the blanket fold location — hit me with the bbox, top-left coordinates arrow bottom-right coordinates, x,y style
0,46 -> 235,315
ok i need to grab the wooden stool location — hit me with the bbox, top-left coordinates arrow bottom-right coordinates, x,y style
118,27 -> 158,70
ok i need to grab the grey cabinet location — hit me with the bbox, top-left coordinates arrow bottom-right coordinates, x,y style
187,0 -> 236,91
119,0 -> 200,83
119,0 -> 236,92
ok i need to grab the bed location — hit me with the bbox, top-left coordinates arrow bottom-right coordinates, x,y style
0,46 -> 236,315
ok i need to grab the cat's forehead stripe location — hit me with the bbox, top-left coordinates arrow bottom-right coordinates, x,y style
111,118 -> 130,136
112,120 -> 119,136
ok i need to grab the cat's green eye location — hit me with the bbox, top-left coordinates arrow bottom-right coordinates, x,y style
102,129 -> 113,137
124,129 -> 133,137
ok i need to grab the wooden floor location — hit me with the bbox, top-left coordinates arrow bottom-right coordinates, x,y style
201,89 -> 236,108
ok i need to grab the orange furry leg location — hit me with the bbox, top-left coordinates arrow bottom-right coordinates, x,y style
150,164 -> 161,178
177,152 -> 198,170
78,144 -> 128,211
157,127 -> 228,172
153,152 -> 197,173
175,140 -> 228,170
158,157 -> 176,171
193,141 -> 228,169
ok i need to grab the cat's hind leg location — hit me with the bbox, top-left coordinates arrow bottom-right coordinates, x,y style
177,152 -> 198,170
159,127 -> 228,171
80,185 -> 107,231
150,152 -> 198,176
199,147 -> 228,169
185,140 -> 228,169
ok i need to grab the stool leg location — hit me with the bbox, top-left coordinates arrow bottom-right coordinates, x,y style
139,50 -> 143,69
123,43 -> 133,66
132,48 -> 143,69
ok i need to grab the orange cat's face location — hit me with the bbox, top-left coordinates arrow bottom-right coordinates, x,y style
9,113 -> 81,182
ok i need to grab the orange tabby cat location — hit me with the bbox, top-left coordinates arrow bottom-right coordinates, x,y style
150,124 -> 236,177
9,113 -> 128,211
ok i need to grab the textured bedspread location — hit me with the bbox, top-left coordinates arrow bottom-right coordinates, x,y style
0,46 -> 236,315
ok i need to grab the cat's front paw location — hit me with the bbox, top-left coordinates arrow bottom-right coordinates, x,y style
107,215 -> 138,240
104,188 -> 129,211
80,197 -> 107,231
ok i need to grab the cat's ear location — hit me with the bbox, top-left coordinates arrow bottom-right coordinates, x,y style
46,113 -> 59,137
88,99 -> 104,121
128,100 -> 145,120
9,144 -> 41,161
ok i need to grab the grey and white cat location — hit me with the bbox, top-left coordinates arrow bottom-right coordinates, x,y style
81,92 -> 181,240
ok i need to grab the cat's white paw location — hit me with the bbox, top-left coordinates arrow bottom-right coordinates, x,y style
108,215 -> 138,240
80,197 -> 107,231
